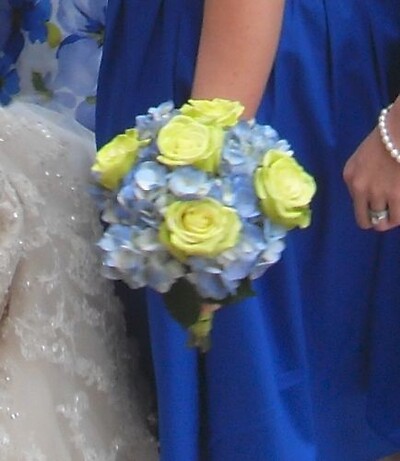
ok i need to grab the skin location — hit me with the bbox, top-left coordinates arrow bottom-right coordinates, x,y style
343,95 -> 400,231
193,1 -> 400,233
191,0 -> 285,119
191,5 -> 400,458
191,0 -> 285,312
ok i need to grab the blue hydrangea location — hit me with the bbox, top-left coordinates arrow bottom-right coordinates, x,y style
99,224 -> 184,292
134,161 -> 168,191
136,101 -> 176,140
221,120 -> 289,177
168,167 -> 212,199
93,104 -> 293,298
187,271 -> 238,300
218,175 -> 260,218
116,162 -> 169,228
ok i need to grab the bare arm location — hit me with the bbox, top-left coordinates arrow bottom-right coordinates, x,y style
192,1 -> 285,312
192,0 -> 285,119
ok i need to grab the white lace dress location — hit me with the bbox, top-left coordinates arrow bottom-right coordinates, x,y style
0,101 -> 158,461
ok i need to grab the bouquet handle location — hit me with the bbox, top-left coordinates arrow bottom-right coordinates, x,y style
188,304 -> 220,353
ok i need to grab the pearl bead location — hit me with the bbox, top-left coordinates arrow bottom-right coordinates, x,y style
378,104 -> 399,166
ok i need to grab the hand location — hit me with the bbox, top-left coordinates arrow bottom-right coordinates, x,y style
343,123 -> 400,231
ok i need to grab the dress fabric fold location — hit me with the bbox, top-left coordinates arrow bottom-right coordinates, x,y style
97,1 -> 400,459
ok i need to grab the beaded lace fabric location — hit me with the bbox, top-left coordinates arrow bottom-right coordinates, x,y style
0,102 -> 158,460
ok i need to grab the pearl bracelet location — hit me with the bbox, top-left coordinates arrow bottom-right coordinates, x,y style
378,103 -> 400,163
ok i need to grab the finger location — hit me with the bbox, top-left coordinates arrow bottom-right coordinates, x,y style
353,195 -> 373,229
387,195 -> 400,228
368,199 -> 391,232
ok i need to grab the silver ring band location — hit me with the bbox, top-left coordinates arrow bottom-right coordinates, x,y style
368,208 -> 389,225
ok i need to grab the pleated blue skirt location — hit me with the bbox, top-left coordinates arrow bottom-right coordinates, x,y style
96,1 -> 400,459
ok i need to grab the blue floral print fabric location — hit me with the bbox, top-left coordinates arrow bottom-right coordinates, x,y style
0,0 -> 106,130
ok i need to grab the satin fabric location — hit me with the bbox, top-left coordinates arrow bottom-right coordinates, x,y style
96,1 -> 400,459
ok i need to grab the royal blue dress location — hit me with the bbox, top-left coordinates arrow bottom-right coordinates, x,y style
96,2 -> 400,460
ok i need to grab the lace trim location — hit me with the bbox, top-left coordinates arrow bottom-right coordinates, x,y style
0,290 -> 10,325
0,103 -> 156,460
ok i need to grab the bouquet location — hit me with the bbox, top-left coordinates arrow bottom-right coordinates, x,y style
91,99 -> 316,351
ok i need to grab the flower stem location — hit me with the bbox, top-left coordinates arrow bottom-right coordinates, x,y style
188,309 -> 216,353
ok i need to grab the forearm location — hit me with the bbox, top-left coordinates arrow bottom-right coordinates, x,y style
192,0 -> 285,119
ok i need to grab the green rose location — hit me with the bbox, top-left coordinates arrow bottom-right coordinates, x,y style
180,98 -> 244,128
254,150 -> 316,229
159,198 -> 242,260
157,115 -> 224,173
92,129 -> 146,190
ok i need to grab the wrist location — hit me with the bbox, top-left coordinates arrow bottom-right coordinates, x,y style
378,102 -> 400,163
387,97 -> 400,147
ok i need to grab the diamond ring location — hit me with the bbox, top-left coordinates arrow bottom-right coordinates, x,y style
368,208 -> 389,225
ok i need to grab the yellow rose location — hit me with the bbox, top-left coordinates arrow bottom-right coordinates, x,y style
157,115 -> 224,173
92,129 -> 146,190
159,198 -> 242,260
254,150 -> 316,229
180,98 -> 244,128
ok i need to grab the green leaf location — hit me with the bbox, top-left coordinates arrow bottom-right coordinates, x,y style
188,310 -> 215,353
32,72 -> 53,100
162,277 -> 255,330
162,278 -> 202,328
188,330 -> 212,353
